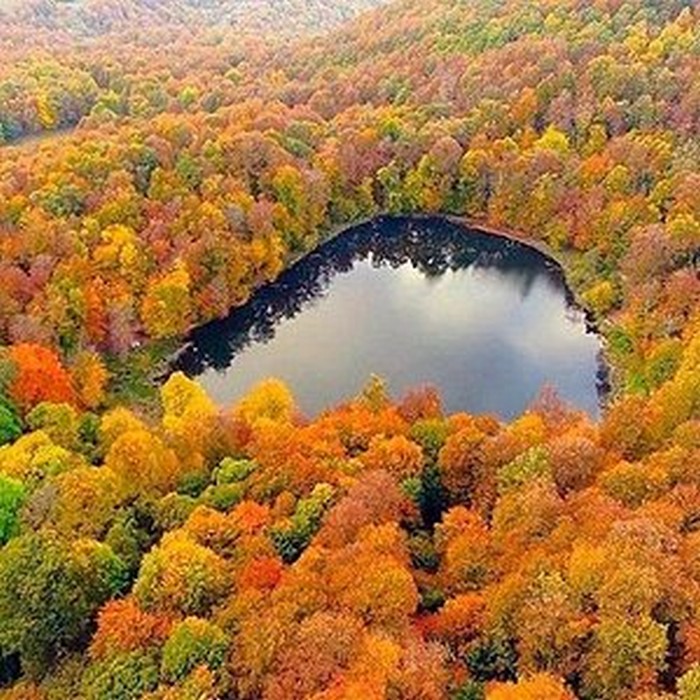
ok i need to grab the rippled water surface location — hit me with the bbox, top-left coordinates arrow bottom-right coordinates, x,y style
176,217 -> 605,418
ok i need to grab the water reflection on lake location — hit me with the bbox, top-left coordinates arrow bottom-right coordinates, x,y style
175,216 -> 606,419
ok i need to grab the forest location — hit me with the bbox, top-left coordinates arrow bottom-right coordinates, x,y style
0,0 -> 699,698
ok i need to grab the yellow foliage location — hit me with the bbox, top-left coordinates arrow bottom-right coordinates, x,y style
161,372 -> 217,455
71,351 -> 109,410
104,428 -> 179,497
0,431 -> 83,481
234,378 -> 296,426
51,466 -> 121,538
141,261 -> 193,339
35,93 -> 56,129
99,407 -> 148,448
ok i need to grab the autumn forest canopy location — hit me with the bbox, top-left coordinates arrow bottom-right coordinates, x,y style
0,0 -> 699,698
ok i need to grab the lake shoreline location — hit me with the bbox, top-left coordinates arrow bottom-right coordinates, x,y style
129,212 -> 612,418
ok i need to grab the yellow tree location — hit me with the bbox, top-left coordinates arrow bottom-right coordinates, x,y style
161,372 -> 218,467
104,428 -> 179,498
141,261 -> 193,339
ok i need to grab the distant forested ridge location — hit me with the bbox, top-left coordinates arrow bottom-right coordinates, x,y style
0,0 -> 389,36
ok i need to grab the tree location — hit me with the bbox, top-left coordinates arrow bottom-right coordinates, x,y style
486,674 -> 574,699
233,379 -> 296,426
317,470 -> 407,549
329,524 -> 419,629
584,616 -> 667,698
26,402 -> 81,450
161,617 -> 229,683
360,435 -> 424,481
262,612 -> 364,700
90,598 -> 171,660
50,466 -> 121,538
271,483 -> 335,563
82,651 -> 160,700
7,344 -> 76,412
71,351 -> 109,410
0,400 -> 22,447
0,430 -> 82,483
436,507 -> 492,593
0,532 -> 127,676
424,593 -> 485,657
141,261 -> 193,339
160,372 -> 217,459
548,432 -> 603,495
438,423 -> 488,506
678,664 -> 700,700
104,428 -> 178,498
133,532 -> 229,617
0,475 -> 25,545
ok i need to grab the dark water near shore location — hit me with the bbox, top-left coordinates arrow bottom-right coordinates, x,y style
175,217 -> 606,419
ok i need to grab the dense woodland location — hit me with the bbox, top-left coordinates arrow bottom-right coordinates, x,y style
0,0 -> 388,37
0,0 -> 699,698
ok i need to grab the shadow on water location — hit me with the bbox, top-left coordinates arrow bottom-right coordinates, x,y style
174,216 -> 607,418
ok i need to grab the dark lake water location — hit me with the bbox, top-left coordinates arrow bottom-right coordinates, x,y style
175,217 -> 606,419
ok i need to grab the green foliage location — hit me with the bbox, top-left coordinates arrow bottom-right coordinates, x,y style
271,483 -> 335,563
497,445 -> 551,494
133,532 -> 228,616
401,476 -> 422,502
0,475 -> 25,544
465,637 -> 518,683
0,532 -> 127,675
410,419 -> 451,463
82,651 -> 160,700
0,402 -> 22,447
416,464 -> 448,527
200,482 -> 246,512
452,682 -> 485,700
155,493 -> 198,531
359,374 -> 390,412
215,457 -> 257,485
105,342 -> 175,413
104,509 -> 156,577
176,472 -> 209,498
408,530 -> 440,572
419,586 -> 445,613
161,617 -> 229,683
78,413 -> 102,460
586,617 -> 668,698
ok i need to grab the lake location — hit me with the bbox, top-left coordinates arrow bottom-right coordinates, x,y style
175,216 -> 606,419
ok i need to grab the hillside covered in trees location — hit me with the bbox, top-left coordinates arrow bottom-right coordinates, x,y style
0,0 -> 388,37
0,0 -> 699,698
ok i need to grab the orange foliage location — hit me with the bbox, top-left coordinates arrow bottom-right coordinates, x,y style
361,435 -> 424,481
89,597 -> 172,659
8,344 -> 76,411
231,500 -> 271,535
486,674 -> 575,700
422,593 -> 485,655
237,556 -> 284,592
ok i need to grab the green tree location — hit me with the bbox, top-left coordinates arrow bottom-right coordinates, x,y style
0,532 -> 127,675
161,617 -> 229,683
82,651 -> 160,700
0,475 -> 25,545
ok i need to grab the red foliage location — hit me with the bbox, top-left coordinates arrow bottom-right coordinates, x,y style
8,343 -> 76,411
238,556 -> 284,591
